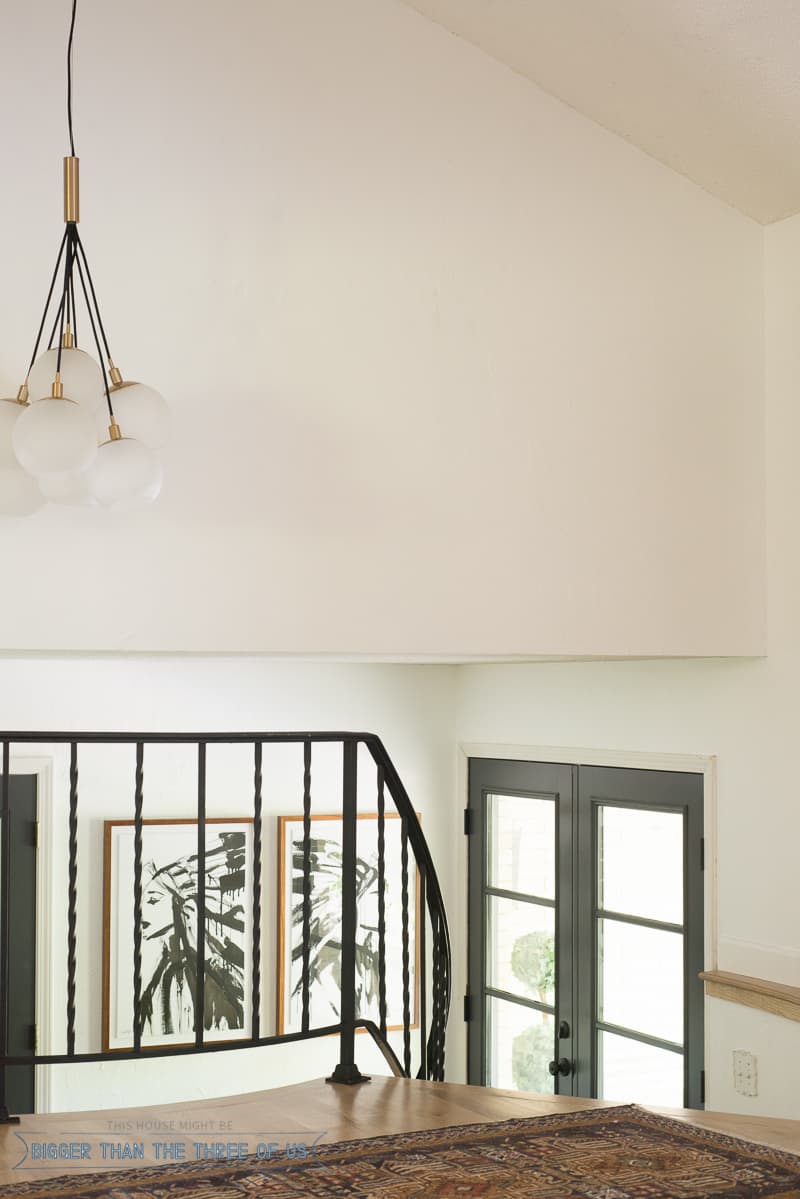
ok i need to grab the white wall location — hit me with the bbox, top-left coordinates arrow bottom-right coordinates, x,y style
0,0 -> 764,657
453,210 -> 800,1117
0,656 -> 457,1112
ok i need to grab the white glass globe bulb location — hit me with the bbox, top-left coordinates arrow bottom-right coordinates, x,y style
0,398 -> 23,466
109,382 -> 169,448
12,397 -> 98,476
0,464 -> 44,517
28,348 -> 105,411
86,437 -> 162,508
38,470 -> 98,508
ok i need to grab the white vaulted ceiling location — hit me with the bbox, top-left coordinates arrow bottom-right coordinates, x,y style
400,0 -> 800,224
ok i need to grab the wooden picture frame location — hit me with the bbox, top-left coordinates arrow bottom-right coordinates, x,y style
102,818 -> 253,1052
277,812 -> 420,1035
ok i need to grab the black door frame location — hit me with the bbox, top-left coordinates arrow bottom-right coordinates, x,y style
467,757 -> 705,1108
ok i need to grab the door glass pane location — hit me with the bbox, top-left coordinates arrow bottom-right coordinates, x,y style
487,995 -> 555,1094
487,895 -> 555,1007
598,919 -> 683,1045
598,806 -> 683,924
599,1030 -> 684,1106
487,794 -> 555,898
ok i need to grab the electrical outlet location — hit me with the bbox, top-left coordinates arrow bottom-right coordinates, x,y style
733,1049 -> 758,1097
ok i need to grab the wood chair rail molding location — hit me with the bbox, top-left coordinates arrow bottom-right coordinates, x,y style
700,970 -> 800,1023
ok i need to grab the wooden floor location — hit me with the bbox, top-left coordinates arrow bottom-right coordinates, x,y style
2,1077 -> 800,1186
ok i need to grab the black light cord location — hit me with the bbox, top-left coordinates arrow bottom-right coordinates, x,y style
64,243 -> 72,330
67,0 -> 77,156
74,234 -> 113,361
55,229 -> 75,375
26,229 -> 69,376
47,294 -> 66,352
74,251 -> 115,420
69,269 -> 78,346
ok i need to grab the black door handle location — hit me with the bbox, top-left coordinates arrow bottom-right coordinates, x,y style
548,1057 -> 573,1077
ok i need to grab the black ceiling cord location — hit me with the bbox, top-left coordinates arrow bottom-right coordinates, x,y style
67,0 -> 77,156
26,229 -> 68,376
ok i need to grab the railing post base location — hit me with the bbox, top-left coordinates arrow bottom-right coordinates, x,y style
325,1064 -> 371,1086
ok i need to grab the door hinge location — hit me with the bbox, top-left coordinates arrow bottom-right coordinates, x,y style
700,838 -> 705,871
463,808 -> 473,835
33,820 -> 40,850
30,1024 -> 38,1054
463,994 -> 472,1022
700,1069 -> 706,1104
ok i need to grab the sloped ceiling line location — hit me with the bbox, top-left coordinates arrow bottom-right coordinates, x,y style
401,0 -> 800,224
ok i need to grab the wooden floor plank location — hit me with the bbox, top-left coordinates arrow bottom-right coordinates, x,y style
0,1077 -> 798,1186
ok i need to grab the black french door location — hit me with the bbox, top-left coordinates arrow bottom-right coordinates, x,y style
467,759 -> 704,1108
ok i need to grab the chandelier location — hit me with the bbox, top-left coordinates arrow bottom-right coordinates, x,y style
0,0 -> 168,515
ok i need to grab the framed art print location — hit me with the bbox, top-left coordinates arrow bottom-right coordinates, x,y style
277,812 -> 419,1035
103,818 -> 253,1051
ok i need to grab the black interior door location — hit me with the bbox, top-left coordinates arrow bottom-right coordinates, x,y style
3,776 -> 37,1115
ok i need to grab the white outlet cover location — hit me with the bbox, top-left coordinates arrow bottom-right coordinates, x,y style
733,1049 -> 758,1097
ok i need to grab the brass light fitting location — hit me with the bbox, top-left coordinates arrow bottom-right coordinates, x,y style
63,155 -> 80,224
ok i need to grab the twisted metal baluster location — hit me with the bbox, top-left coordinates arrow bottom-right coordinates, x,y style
429,906 -> 441,1079
301,740 -> 312,1033
401,816 -> 411,1076
436,921 -> 448,1080
417,867 -> 427,1078
251,742 -> 263,1041
377,764 -> 387,1039
67,743 -> 78,1057
132,742 -> 144,1052
430,914 -> 445,1082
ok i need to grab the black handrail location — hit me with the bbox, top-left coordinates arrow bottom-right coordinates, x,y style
0,731 -> 452,1121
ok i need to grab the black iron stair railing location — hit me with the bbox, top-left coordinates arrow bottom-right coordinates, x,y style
0,731 -> 452,1123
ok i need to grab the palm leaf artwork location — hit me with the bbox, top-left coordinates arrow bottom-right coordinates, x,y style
138,830 -> 248,1039
287,820 -> 414,1030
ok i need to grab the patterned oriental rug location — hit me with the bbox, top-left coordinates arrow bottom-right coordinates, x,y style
4,1103 -> 800,1199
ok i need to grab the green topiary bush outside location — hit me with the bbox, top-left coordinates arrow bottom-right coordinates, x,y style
511,1021 -> 554,1093
509,929 -> 556,1092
